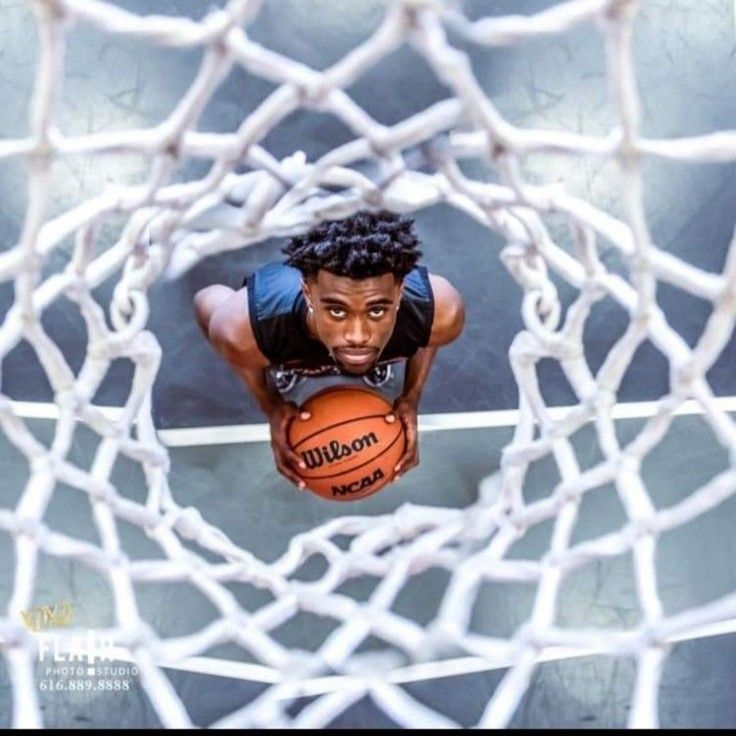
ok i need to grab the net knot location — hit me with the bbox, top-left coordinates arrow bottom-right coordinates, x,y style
488,134 -> 512,161
21,250 -> 44,276
617,451 -> 641,474
390,503 -> 423,540
107,549 -> 131,569
120,622 -> 157,653
33,0 -> 69,23
0,620 -> 33,649
719,273 -> 736,310
670,360 -> 697,398
110,287 -> 148,334
603,0 -> 637,24
639,622 -> 667,650
423,619 -> 462,656
54,388 -> 80,414
90,480 -> 117,505
517,621 -> 545,652
298,80 -> 332,109
632,515 -> 659,539
11,514 -> 43,540
202,7 -> 237,46
626,249 -> 654,277
561,481 -> 584,504
360,124 -> 394,160
225,610 -> 257,638
19,306 -> 38,330
587,389 -> 616,415
29,452 -> 56,476
585,277 -> 608,303
171,506 -> 205,541
522,288 -> 561,335
87,339 -> 114,362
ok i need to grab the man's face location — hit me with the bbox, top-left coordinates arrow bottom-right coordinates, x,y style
302,269 -> 403,375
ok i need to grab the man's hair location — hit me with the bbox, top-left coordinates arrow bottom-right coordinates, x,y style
282,210 -> 422,282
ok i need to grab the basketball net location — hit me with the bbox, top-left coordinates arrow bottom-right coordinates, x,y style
2,0 -> 736,727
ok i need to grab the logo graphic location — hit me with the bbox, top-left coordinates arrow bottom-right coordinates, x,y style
332,467 -> 385,497
21,601 -> 73,632
300,431 -> 379,469
37,629 -> 115,665
23,600 -> 138,691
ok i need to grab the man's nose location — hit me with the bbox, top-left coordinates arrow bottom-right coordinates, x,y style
345,317 -> 370,345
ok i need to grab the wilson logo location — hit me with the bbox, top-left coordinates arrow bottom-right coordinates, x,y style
300,431 -> 379,469
332,468 -> 385,497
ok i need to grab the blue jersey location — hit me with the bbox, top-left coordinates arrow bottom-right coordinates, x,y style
244,261 -> 434,375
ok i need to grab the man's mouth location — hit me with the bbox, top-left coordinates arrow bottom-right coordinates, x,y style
336,349 -> 376,367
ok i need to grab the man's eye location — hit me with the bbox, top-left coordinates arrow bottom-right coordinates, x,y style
328,307 -> 346,318
369,307 -> 387,317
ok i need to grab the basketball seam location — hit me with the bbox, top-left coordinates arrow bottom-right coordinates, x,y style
301,427 -> 404,481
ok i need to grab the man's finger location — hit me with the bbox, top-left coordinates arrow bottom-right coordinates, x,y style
396,431 -> 416,467
282,445 -> 307,471
395,454 -> 409,474
396,447 -> 419,473
285,450 -> 308,484
277,463 -> 306,490
273,446 -> 306,484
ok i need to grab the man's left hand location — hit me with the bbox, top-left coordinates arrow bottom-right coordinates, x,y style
385,395 -> 419,480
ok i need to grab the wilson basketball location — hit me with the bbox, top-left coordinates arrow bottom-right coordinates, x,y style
287,386 -> 406,501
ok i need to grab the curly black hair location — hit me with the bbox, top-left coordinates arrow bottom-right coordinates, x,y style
282,210 -> 423,281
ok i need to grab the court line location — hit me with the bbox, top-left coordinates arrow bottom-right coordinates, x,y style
66,614 -> 736,693
8,395 -> 736,447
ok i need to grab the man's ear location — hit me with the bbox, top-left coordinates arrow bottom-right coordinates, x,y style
301,278 -> 312,306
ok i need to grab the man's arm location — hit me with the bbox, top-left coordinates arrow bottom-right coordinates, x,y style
232,365 -> 282,416
205,288 -> 310,489
389,273 -> 465,479
206,291 -> 284,414
400,345 -> 438,404
402,273 -> 465,401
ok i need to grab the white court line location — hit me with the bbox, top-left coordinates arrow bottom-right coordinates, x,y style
65,614 -> 736,692
9,395 -> 736,447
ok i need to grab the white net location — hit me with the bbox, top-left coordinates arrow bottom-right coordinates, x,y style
2,0 -> 736,728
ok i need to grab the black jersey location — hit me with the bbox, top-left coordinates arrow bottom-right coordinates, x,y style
244,261 -> 434,375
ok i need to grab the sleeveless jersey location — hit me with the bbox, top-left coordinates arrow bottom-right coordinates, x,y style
244,261 -> 434,375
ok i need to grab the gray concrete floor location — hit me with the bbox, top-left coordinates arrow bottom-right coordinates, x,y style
1,412 -> 735,727
2,0 -> 736,728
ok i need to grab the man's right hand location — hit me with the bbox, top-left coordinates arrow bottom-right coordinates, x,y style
266,400 -> 311,490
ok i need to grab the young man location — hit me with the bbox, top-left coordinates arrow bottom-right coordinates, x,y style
193,210 -> 465,491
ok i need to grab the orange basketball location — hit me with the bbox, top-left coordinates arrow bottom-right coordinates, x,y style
287,386 -> 406,502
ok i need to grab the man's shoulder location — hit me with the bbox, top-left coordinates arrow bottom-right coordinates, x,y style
250,260 -> 301,286
425,272 -> 465,347
248,261 -> 303,319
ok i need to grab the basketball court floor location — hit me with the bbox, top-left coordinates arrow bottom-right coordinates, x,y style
2,0 -> 736,728
1,407 -> 736,727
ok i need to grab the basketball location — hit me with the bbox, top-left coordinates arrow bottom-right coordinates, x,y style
287,386 -> 406,501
